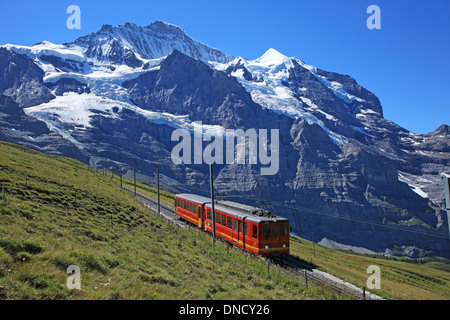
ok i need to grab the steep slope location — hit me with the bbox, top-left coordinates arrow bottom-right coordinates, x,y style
0,21 -> 449,258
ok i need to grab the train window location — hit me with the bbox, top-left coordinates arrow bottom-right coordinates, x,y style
207,209 -> 210,220
244,222 -> 247,236
233,219 -> 238,231
252,225 -> 257,239
239,221 -> 242,233
262,224 -> 270,239
221,214 -> 226,226
227,216 -> 232,229
272,224 -> 278,237
190,203 -> 193,213
280,224 -> 287,236
216,212 -> 220,225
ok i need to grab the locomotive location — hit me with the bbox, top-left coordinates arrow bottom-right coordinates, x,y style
174,193 -> 290,256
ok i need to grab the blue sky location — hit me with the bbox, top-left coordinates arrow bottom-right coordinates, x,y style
1,0 -> 449,134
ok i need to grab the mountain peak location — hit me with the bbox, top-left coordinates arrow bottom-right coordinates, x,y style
256,48 -> 292,66
100,24 -> 114,31
68,20 -> 233,65
147,20 -> 185,33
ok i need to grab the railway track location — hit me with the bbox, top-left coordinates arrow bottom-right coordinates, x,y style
124,186 -> 384,300
121,186 -> 186,228
271,255 -> 384,300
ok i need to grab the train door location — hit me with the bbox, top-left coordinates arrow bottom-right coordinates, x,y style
201,204 -> 207,231
232,218 -> 238,245
197,204 -> 203,228
202,204 -> 208,231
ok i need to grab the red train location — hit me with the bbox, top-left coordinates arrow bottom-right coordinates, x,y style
174,193 -> 290,256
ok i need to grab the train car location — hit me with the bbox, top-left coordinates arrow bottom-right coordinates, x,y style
174,194 -> 289,256
174,193 -> 211,228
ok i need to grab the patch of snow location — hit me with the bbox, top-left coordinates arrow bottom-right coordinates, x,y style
3,42 -> 86,62
398,172 -> 429,199
23,92 -> 228,150
315,75 -> 365,104
350,125 -> 375,138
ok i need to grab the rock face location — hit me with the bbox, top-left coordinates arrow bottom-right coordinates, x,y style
0,21 -> 449,258
0,48 -> 87,161
0,48 -> 54,107
123,50 -> 276,129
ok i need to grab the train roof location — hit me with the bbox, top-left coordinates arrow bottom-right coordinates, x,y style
176,193 -> 211,204
175,193 -> 288,223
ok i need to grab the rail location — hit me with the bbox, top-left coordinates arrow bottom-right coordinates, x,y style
123,186 -> 384,300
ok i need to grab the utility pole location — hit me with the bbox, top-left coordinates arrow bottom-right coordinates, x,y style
313,241 -> 316,257
120,166 -> 123,188
444,177 -> 450,237
157,168 -> 160,217
134,168 -> 136,197
210,164 -> 216,244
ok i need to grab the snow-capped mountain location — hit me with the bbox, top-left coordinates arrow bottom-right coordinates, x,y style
1,21 -> 449,258
68,20 -> 234,67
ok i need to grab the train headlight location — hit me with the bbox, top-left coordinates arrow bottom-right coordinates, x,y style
282,244 -> 286,248
265,245 -> 269,249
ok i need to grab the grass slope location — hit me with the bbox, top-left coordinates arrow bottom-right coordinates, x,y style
0,142 -> 337,300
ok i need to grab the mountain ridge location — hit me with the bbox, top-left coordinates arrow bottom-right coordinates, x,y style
0,21 -> 449,258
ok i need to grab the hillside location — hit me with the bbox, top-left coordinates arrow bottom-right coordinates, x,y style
0,141 -> 448,301
0,141 -> 337,300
